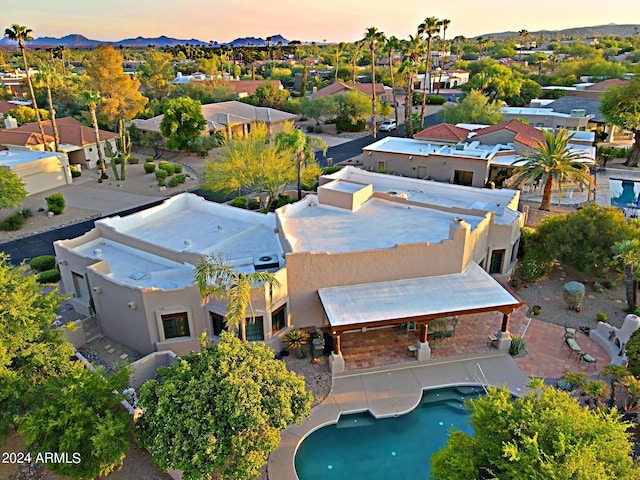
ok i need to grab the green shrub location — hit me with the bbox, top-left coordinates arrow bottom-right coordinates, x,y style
175,173 -> 186,184
145,157 -> 155,162
144,162 -> 156,173
127,157 -> 140,164
70,166 -> 82,178
313,125 -> 323,134
518,227 -> 553,282
112,156 -> 123,165
158,162 -> 175,176
426,94 -> 447,105
29,255 -> 57,272
273,195 -> 295,209
335,117 -> 366,133
247,197 -> 260,210
509,335 -> 526,356
594,282 -> 605,294
36,268 -> 61,284
596,312 -> 608,323
45,193 -> 65,215
283,329 -> 310,358
168,176 -> 180,187
18,208 -> 32,219
321,166 -> 343,175
229,196 -> 248,209
563,281 -> 585,310
155,169 -> 168,185
173,163 -> 183,174
626,329 -> 640,377
0,212 -> 26,231
306,125 -> 314,132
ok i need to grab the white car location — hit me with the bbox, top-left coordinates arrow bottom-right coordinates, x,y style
379,119 -> 397,131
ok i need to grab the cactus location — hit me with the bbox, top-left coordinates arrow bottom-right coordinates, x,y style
563,281 -> 586,311
116,118 -> 131,181
104,141 -> 120,181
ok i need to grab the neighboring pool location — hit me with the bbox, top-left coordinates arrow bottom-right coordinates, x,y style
294,385 -> 485,480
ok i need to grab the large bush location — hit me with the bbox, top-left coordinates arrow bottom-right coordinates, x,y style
517,226 -> 554,282
143,162 -> 156,173
45,193 -> 65,215
29,255 -> 57,272
36,268 -> 61,284
626,329 -> 640,378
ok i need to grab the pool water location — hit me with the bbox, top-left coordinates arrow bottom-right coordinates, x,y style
294,385 -> 484,480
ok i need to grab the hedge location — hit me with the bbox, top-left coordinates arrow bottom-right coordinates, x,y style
37,268 -> 61,284
144,162 -> 156,173
29,255 -> 57,272
45,193 -> 65,215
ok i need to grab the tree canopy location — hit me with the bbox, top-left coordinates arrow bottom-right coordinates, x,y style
137,50 -> 175,99
159,97 -> 207,151
600,76 -> 640,167
0,168 -> 27,209
431,383 -> 640,480
440,89 -> 503,125
136,332 -> 312,480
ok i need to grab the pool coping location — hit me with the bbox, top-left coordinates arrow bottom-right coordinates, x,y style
269,351 -> 530,480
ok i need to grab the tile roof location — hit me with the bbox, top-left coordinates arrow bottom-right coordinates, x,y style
472,119 -> 545,149
226,79 -> 283,96
0,129 -> 55,147
414,123 -> 471,142
315,81 -> 386,98
16,117 -> 117,147
0,100 -> 17,114
585,78 -> 627,91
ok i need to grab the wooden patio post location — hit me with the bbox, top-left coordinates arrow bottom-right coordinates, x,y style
501,313 -> 510,333
333,334 -> 341,355
419,323 -> 428,343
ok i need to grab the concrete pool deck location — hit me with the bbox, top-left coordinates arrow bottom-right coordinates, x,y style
269,351 -> 529,480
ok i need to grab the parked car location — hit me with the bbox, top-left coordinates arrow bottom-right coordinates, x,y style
379,119 -> 397,131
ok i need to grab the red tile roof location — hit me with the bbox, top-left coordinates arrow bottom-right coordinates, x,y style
226,79 -> 283,96
0,100 -> 17,114
472,119 -> 544,149
585,78 -> 627,91
17,117 -> 117,147
0,129 -> 55,147
315,81 -> 386,98
414,123 -> 470,142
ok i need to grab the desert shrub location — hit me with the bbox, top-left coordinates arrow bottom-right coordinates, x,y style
283,329 -> 310,358
158,162 -> 175,176
155,169 -> 168,185
36,268 -> 61,284
335,117 -> 365,133
596,312 -> 608,323
509,335 -> 526,356
168,176 -> 180,187
127,157 -> 140,164
111,157 -> 123,165
626,329 -> 640,377
45,193 -> 65,215
69,166 -> 81,178
563,281 -> 585,310
306,125 -> 314,132
145,157 -> 155,162
247,197 -> 260,210
143,162 -> 156,173
173,163 -> 183,174
0,212 -> 26,231
321,166 -> 343,175
313,125 -> 323,134
427,94 -> 447,105
18,208 -> 32,219
594,282 -> 605,293
29,255 -> 57,272
518,226 -> 553,282
175,173 -> 186,184
229,196 -> 248,209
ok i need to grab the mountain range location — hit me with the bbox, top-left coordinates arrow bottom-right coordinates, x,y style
475,24 -> 639,40
0,34 -> 290,49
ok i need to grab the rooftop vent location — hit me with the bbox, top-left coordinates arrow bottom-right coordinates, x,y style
455,143 -> 466,151
253,254 -> 279,271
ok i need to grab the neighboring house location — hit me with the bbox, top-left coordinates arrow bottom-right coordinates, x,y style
312,81 -> 394,104
413,70 -> 470,91
171,71 -> 209,84
500,106 -> 593,131
566,78 -> 628,100
55,167 -> 524,372
0,148 -> 72,195
363,120 -> 594,188
131,100 -> 297,139
226,79 -> 284,98
0,117 -> 118,169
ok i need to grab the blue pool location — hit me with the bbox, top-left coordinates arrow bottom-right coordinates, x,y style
294,385 -> 485,480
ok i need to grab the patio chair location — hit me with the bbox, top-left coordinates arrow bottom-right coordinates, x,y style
580,353 -> 597,371
563,324 -> 577,339
564,336 -> 582,359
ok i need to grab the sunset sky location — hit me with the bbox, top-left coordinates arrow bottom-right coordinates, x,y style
9,0 -> 637,43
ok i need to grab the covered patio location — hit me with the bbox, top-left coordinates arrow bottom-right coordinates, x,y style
318,262 -> 523,374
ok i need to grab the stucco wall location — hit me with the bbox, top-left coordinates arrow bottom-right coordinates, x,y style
6,153 -> 71,195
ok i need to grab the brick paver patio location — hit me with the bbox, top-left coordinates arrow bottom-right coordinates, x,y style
336,305 -> 609,378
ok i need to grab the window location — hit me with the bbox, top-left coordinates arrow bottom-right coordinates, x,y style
453,170 -> 473,186
161,312 -> 190,339
272,305 -> 286,334
71,272 -> 88,299
244,316 -> 264,341
377,161 -> 385,171
489,249 -> 505,274
210,312 -> 227,337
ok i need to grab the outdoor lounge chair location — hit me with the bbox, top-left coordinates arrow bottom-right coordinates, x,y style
564,336 -> 582,359
580,353 -> 597,371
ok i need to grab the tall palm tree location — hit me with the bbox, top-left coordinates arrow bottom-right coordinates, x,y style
79,90 -> 108,179
362,27 -> 386,139
4,24 -> 49,150
518,29 -> 529,62
384,35 -> 401,133
194,254 -> 281,342
417,17 -> 441,129
508,129 -> 596,211
275,124 -> 327,200
33,62 -> 61,152
436,19 -> 451,95
613,239 -> 640,311
399,34 -> 424,137
349,41 -> 365,83
333,42 -> 346,82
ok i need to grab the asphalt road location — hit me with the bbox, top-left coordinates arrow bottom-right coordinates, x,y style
1,115 -> 443,265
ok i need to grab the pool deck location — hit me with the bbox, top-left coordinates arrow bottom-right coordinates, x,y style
269,352 -> 529,480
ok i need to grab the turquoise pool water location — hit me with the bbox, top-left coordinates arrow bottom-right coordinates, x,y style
294,385 -> 485,480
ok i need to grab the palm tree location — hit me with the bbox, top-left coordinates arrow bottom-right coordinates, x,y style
508,129 -> 596,211
384,35 -> 401,133
79,90 -> 108,180
33,62 -> 61,152
613,239 -> 640,311
362,27 -> 386,139
275,124 -> 327,200
581,379 -> 610,410
349,41 -> 365,83
399,34 -> 424,137
333,42 -> 346,82
518,29 -> 529,62
4,24 -> 49,150
417,17 -> 441,129
436,19 -> 451,95
194,254 -> 281,342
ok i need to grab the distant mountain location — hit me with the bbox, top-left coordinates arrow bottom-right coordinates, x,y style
474,24 -> 640,40
0,33 -> 289,49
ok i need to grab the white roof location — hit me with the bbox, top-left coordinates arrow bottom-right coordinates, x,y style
279,194 -> 482,254
318,262 -> 520,328
363,136 -> 503,160
0,148 -> 62,167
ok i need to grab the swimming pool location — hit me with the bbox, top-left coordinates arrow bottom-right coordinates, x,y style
294,385 -> 485,480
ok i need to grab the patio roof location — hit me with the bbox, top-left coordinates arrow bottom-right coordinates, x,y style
318,262 -> 521,333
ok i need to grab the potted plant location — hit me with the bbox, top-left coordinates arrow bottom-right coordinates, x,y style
531,305 -> 542,316
283,329 -> 311,359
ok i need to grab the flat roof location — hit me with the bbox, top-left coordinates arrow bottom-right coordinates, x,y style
76,239 -> 194,290
279,195 -> 482,254
96,193 -> 282,266
0,148 -> 62,167
318,262 -> 520,329
363,136 -> 502,160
